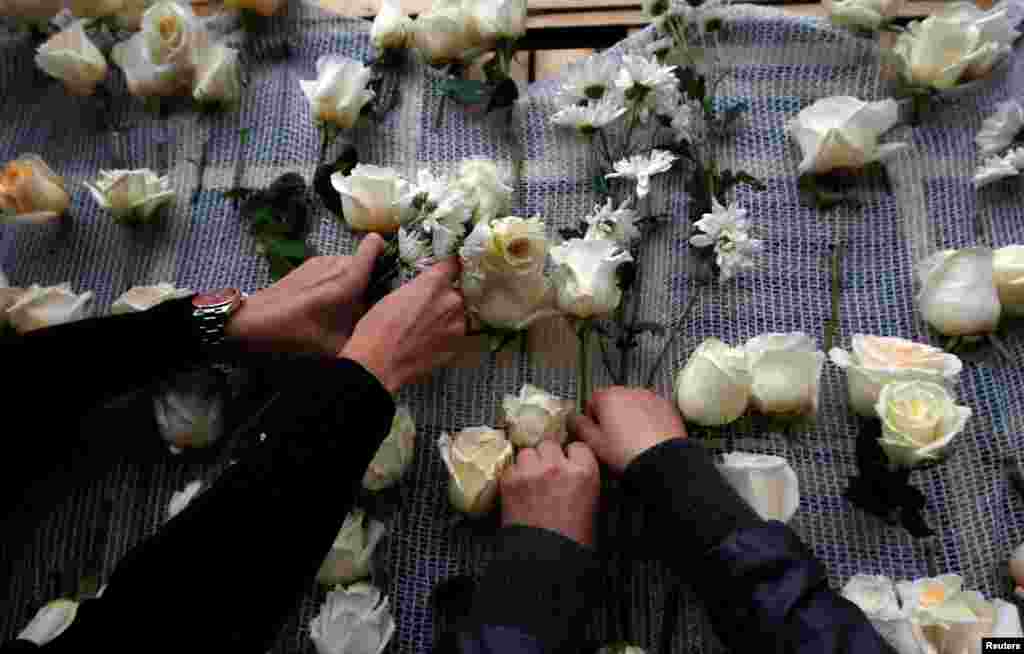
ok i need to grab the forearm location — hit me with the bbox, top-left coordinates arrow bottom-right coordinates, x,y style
39,358 -> 395,651
460,526 -> 601,654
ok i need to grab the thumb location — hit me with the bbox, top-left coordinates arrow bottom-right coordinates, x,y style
568,412 -> 604,448
350,233 -> 387,281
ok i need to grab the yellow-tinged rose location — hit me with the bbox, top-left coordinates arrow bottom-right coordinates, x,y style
0,155 -> 70,224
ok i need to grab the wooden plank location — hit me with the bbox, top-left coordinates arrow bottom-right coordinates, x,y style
533,49 -> 594,81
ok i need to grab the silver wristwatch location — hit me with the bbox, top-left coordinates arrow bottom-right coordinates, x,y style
191,288 -> 245,347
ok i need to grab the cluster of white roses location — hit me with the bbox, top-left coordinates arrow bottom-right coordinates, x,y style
30,2 -> 242,105
368,0 -> 527,66
1,152 -> 176,225
842,573 -> 1023,654
974,100 -> 1024,188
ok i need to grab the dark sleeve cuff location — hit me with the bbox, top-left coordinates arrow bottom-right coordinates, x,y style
622,439 -> 761,558
466,525 -> 601,654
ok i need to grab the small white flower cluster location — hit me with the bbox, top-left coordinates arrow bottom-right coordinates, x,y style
690,199 -> 762,281
974,99 -> 1024,188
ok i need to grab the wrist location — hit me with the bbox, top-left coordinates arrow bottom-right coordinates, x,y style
339,343 -> 399,394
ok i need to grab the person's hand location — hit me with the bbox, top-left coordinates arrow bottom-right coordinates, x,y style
569,386 -> 687,474
499,440 -> 601,547
340,258 -> 467,393
225,234 -> 386,356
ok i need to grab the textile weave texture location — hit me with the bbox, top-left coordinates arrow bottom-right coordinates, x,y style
2,2 -> 1024,652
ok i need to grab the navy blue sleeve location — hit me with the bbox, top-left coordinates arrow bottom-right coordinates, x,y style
458,625 -> 548,654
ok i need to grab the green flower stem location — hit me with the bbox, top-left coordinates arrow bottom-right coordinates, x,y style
577,321 -> 594,413
824,238 -> 844,353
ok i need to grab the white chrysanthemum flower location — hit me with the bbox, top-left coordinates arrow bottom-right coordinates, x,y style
974,153 -> 1019,188
584,198 -> 641,245
671,101 -> 696,142
606,149 -> 678,198
976,99 -> 1024,157
614,54 -> 681,122
559,55 -> 620,105
398,227 -> 432,269
691,199 -> 762,281
551,95 -> 628,133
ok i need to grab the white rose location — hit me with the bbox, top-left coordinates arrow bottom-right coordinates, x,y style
994,245 -> 1024,317
35,21 -> 108,97
788,96 -> 907,175
502,384 -> 572,447
452,159 -> 513,223
826,0 -> 904,30
300,55 -> 375,130
192,44 -> 242,106
674,338 -> 752,426
876,380 -> 971,467
916,248 -> 1001,336
167,480 -> 203,520
0,0 -> 63,20
841,575 -> 922,654
17,599 -> 79,647
829,335 -> 962,416
6,283 -> 93,334
316,509 -> 387,586
331,165 -> 409,234
897,575 -> 979,628
459,216 -> 557,330
111,283 -> 192,314
466,0 -> 528,43
0,155 -> 71,224
85,169 -> 175,223
411,0 -> 475,65
917,592 -> 1024,654
363,406 -> 417,492
744,333 -> 825,417
111,1 -> 209,97
717,452 -> 800,523
893,2 -> 1020,89
372,0 -> 411,51
309,583 -> 396,654
153,368 -> 225,454
438,426 -> 513,517
550,238 -> 633,319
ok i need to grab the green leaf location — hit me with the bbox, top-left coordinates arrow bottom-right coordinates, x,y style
267,238 -> 308,260
239,128 -> 251,146
268,254 -> 296,281
440,78 -> 491,106
594,174 -> 610,197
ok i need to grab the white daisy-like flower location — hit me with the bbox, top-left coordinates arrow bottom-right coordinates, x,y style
671,101 -> 696,142
584,198 -> 641,245
976,99 -> 1024,157
974,153 -> 1019,188
551,95 -> 628,133
606,149 -> 678,198
398,226 -> 432,268
559,55 -> 620,105
691,199 -> 762,281
614,54 -> 682,122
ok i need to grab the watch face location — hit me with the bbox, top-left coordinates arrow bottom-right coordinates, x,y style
192,288 -> 241,309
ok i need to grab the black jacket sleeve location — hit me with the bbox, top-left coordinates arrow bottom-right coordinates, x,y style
458,525 -> 602,654
9,357 -> 395,652
621,439 -> 896,654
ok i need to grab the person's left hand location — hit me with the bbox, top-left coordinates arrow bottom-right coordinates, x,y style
225,234 -> 386,356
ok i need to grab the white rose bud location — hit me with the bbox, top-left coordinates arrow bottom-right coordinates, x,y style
438,426 -> 513,517
717,452 -> 800,523
6,283 -> 93,334
372,0 -> 411,51
502,384 -> 572,447
744,333 -> 825,417
86,169 -> 175,223
893,2 -> 1020,89
896,575 -> 978,628
829,334 -> 962,416
452,159 -> 513,223
309,583 -> 396,654
841,576 -> 923,654
111,283 -> 193,314
994,245 -> 1024,318
35,21 -> 108,97
363,406 -> 417,492
316,509 -> 387,586
154,368 -> 225,454
674,338 -> 751,426
0,155 -> 71,224
17,599 -> 79,647
192,44 -> 242,106
332,165 -> 409,234
111,2 -> 210,97
0,0 -> 63,20
167,480 -> 203,520
826,0 -> 904,30
788,96 -> 907,175
459,216 -> 558,330
411,0 -> 474,65
300,55 -> 376,130
467,0 -> 528,43
550,238 -> 633,319
876,380 -> 971,467
916,247 -> 1001,336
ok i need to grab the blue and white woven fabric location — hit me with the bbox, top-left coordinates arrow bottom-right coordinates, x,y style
2,2 -> 1024,652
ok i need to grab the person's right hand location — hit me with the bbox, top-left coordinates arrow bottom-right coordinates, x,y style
569,387 -> 687,473
340,258 -> 467,393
